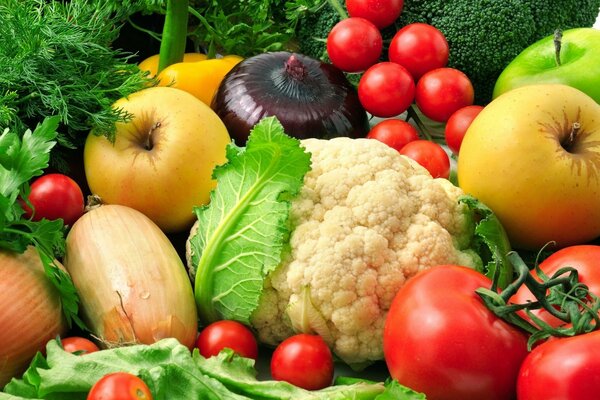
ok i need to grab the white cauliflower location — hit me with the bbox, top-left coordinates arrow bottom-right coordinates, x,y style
250,137 -> 482,365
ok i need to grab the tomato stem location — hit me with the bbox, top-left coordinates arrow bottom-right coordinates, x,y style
478,251 -> 600,349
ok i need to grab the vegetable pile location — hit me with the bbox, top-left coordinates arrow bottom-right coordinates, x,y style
2,1 -> 600,399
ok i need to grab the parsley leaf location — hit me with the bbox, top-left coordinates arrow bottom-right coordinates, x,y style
0,117 -> 84,329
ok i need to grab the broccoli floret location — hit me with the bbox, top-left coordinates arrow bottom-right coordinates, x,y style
522,0 -> 600,37
429,0 -> 537,104
296,2 -> 343,60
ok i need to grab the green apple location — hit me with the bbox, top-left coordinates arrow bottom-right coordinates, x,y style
493,28 -> 600,103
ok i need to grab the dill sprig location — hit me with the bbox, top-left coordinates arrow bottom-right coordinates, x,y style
0,0 -> 153,148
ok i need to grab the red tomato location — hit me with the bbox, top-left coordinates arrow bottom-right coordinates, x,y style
518,331 -> 600,400
444,105 -> 484,154
367,119 -> 419,152
358,62 -> 415,117
87,372 -> 153,400
23,173 -> 85,227
326,17 -> 383,73
384,265 -> 529,400
510,245 -> 600,328
415,68 -> 474,122
61,337 -> 100,355
270,334 -> 333,391
346,0 -> 404,29
388,23 -> 449,81
399,140 -> 450,179
196,320 -> 258,360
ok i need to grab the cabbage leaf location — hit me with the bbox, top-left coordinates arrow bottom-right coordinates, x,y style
188,116 -> 311,324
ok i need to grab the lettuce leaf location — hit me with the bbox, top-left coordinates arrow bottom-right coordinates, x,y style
188,116 -> 312,324
1,339 -> 408,400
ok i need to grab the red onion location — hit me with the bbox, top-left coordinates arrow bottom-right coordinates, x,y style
213,52 -> 369,145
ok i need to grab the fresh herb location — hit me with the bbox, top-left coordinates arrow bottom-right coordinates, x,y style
188,116 -> 312,325
0,0 -> 152,151
0,117 -> 83,329
2,338 -> 413,399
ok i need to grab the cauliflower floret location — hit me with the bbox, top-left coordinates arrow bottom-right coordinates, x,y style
251,137 -> 482,365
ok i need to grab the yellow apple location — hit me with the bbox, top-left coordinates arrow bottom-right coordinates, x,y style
84,86 -> 231,233
457,84 -> 600,250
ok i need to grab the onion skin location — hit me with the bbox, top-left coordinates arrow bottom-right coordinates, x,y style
63,204 -> 198,349
0,247 -> 66,387
213,51 -> 370,145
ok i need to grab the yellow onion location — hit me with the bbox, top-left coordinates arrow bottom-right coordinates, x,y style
0,247 -> 66,387
64,204 -> 197,349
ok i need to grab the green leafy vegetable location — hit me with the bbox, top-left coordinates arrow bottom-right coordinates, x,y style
460,195 -> 513,289
0,117 -> 82,329
1,339 -> 411,399
0,0 -> 152,151
188,116 -> 311,324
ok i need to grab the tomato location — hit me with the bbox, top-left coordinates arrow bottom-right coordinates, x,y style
87,372 -> 153,400
270,334 -> 333,391
510,245 -> 600,328
518,331 -> 600,400
384,265 -> 529,400
61,336 -> 100,355
326,17 -> 383,73
367,119 -> 419,152
388,23 -> 449,81
399,140 -> 450,179
415,67 -> 474,122
23,173 -> 85,227
358,62 -> 415,117
346,0 -> 404,29
444,105 -> 484,154
195,320 -> 258,360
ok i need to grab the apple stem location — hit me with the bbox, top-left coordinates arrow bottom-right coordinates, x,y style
553,29 -> 563,67
145,122 -> 161,150
567,121 -> 581,147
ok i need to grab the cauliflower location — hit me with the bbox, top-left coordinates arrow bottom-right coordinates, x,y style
187,117 -> 507,367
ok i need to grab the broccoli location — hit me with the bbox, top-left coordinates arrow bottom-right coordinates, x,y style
296,2 -> 344,60
293,0 -> 600,104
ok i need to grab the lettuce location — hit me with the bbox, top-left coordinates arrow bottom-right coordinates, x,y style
1,339 -> 419,399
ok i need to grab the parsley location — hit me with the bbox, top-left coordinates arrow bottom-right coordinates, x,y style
0,116 -> 84,329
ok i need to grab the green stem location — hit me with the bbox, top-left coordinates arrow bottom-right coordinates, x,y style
406,105 -> 433,141
326,0 -> 348,19
157,0 -> 190,74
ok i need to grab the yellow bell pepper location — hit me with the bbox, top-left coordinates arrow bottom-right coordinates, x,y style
138,53 -> 209,78
156,55 -> 243,107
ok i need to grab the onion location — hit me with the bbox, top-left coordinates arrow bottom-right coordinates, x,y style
63,204 -> 197,349
213,51 -> 370,144
0,247 -> 66,387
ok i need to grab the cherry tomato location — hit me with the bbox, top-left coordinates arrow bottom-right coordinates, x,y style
384,265 -> 529,400
326,17 -> 383,73
346,0 -> 404,29
367,119 -> 419,152
358,62 -> 415,117
61,336 -> 100,355
87,372 -> 153,400
196,320 -> 258,360
23,173 -> 85,227
510,245 -> 600,328
518,331 -> 600,400
270,334 -> 333,391
444,105 -> 484,154
388,23 -> 449,81
399,140 -> 450,179
415,67 -> 474,122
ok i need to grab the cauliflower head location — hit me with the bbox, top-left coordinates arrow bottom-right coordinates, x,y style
251,137 -> 482,365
